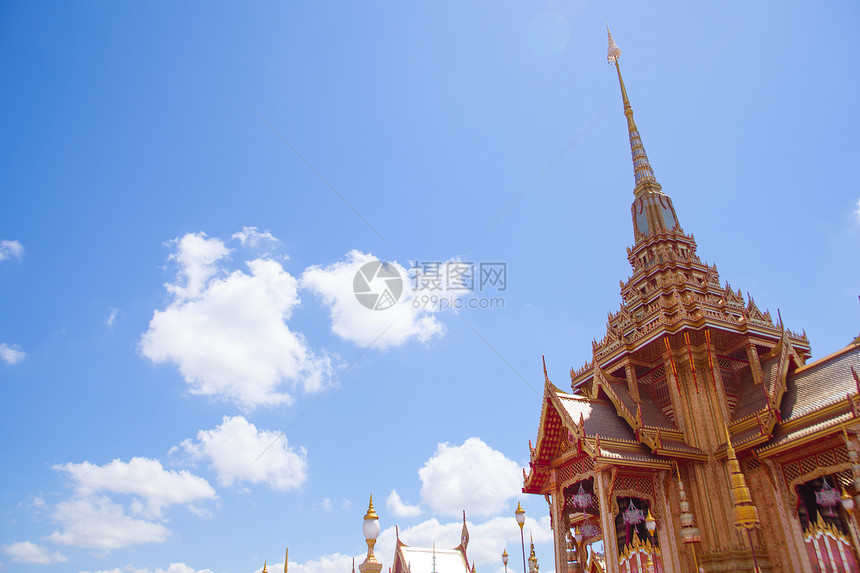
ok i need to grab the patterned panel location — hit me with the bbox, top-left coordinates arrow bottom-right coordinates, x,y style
819,450 -> 837,468
573,457 -> 595,475
559,457 -> 596,489
800,456 -> 818,477
747,457 -> 761,471
784,460 -> 802,484
782,446 -> 855,490
639,366 -> 666,386
615,474 -> 655,500
558,464 -> 573,486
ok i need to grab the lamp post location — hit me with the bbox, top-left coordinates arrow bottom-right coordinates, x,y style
359,495 -> 382,573
645,509 -> 657,573
515,502 -> 527,573
502,549 -> 508,573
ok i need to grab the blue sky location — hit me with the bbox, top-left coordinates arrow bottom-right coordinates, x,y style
1,2 -> 859,572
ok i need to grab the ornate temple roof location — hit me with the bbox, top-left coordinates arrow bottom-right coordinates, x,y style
391,514 -> 472,573
523,30 -> 858,498
394,544 -> 470,573
556,393 -> 639,442
780,342 -> 860,421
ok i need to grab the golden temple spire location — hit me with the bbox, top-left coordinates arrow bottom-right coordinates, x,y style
724,426 -> 760,530
606,26 -> 658,196
607,27 -> 681,243
284,548 -> 288,573
724,426 -> 763,568
263,561 -> 268,573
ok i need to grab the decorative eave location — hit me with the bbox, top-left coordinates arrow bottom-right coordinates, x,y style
626,228 -> 696,261
525,384 -> 679,494
593,361 -> 636,427
640,428 -> 707,461
593,448 -> 673,471
792,340 -> 860,377
591,265 -> 811,365
752,346 -> 860,458
717,329 -> 807,453
597,313 -> 806,363
590,360 -> 703,458
523,378 -> 567,493
756,398 -> 860,458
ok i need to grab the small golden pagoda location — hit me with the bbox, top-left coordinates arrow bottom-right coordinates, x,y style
523,28 -> 860,573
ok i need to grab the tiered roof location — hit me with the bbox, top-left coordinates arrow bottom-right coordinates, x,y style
525,342 -> 860,494
523,28 -> 860,496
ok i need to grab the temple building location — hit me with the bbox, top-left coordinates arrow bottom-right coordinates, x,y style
522,30 -> 860,573
392,511 -> 475,573
352,496 -> 481,573
391,511 -> 473,573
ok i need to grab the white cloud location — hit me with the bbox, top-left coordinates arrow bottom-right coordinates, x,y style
82,564 -> 214,573
466,514 -> 552,568
232,226 -> 279,249
158,566 -> 214,573
140,231 -> 333,410
386,489 -> 423,518
0,342 -> 25,365
164,232 -> 232,300
1,541 -> 67,564
54,457 -> 216,519
855,198 -> 860,223
177,415 -> 308,491
48,495 -> 170,550
107,307 -> 119,328
419,438 -> 522,518
301,250 -> 445,349
0,239 -> 23,261
264,553 -> 356,573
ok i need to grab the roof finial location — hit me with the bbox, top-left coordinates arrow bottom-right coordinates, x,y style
606,24 -> 621,63
606,26 -> 658,196
365,494 -> 378,519
284,548 -> 288,573
542,355 -> 548,381
724,423 -> 760,530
